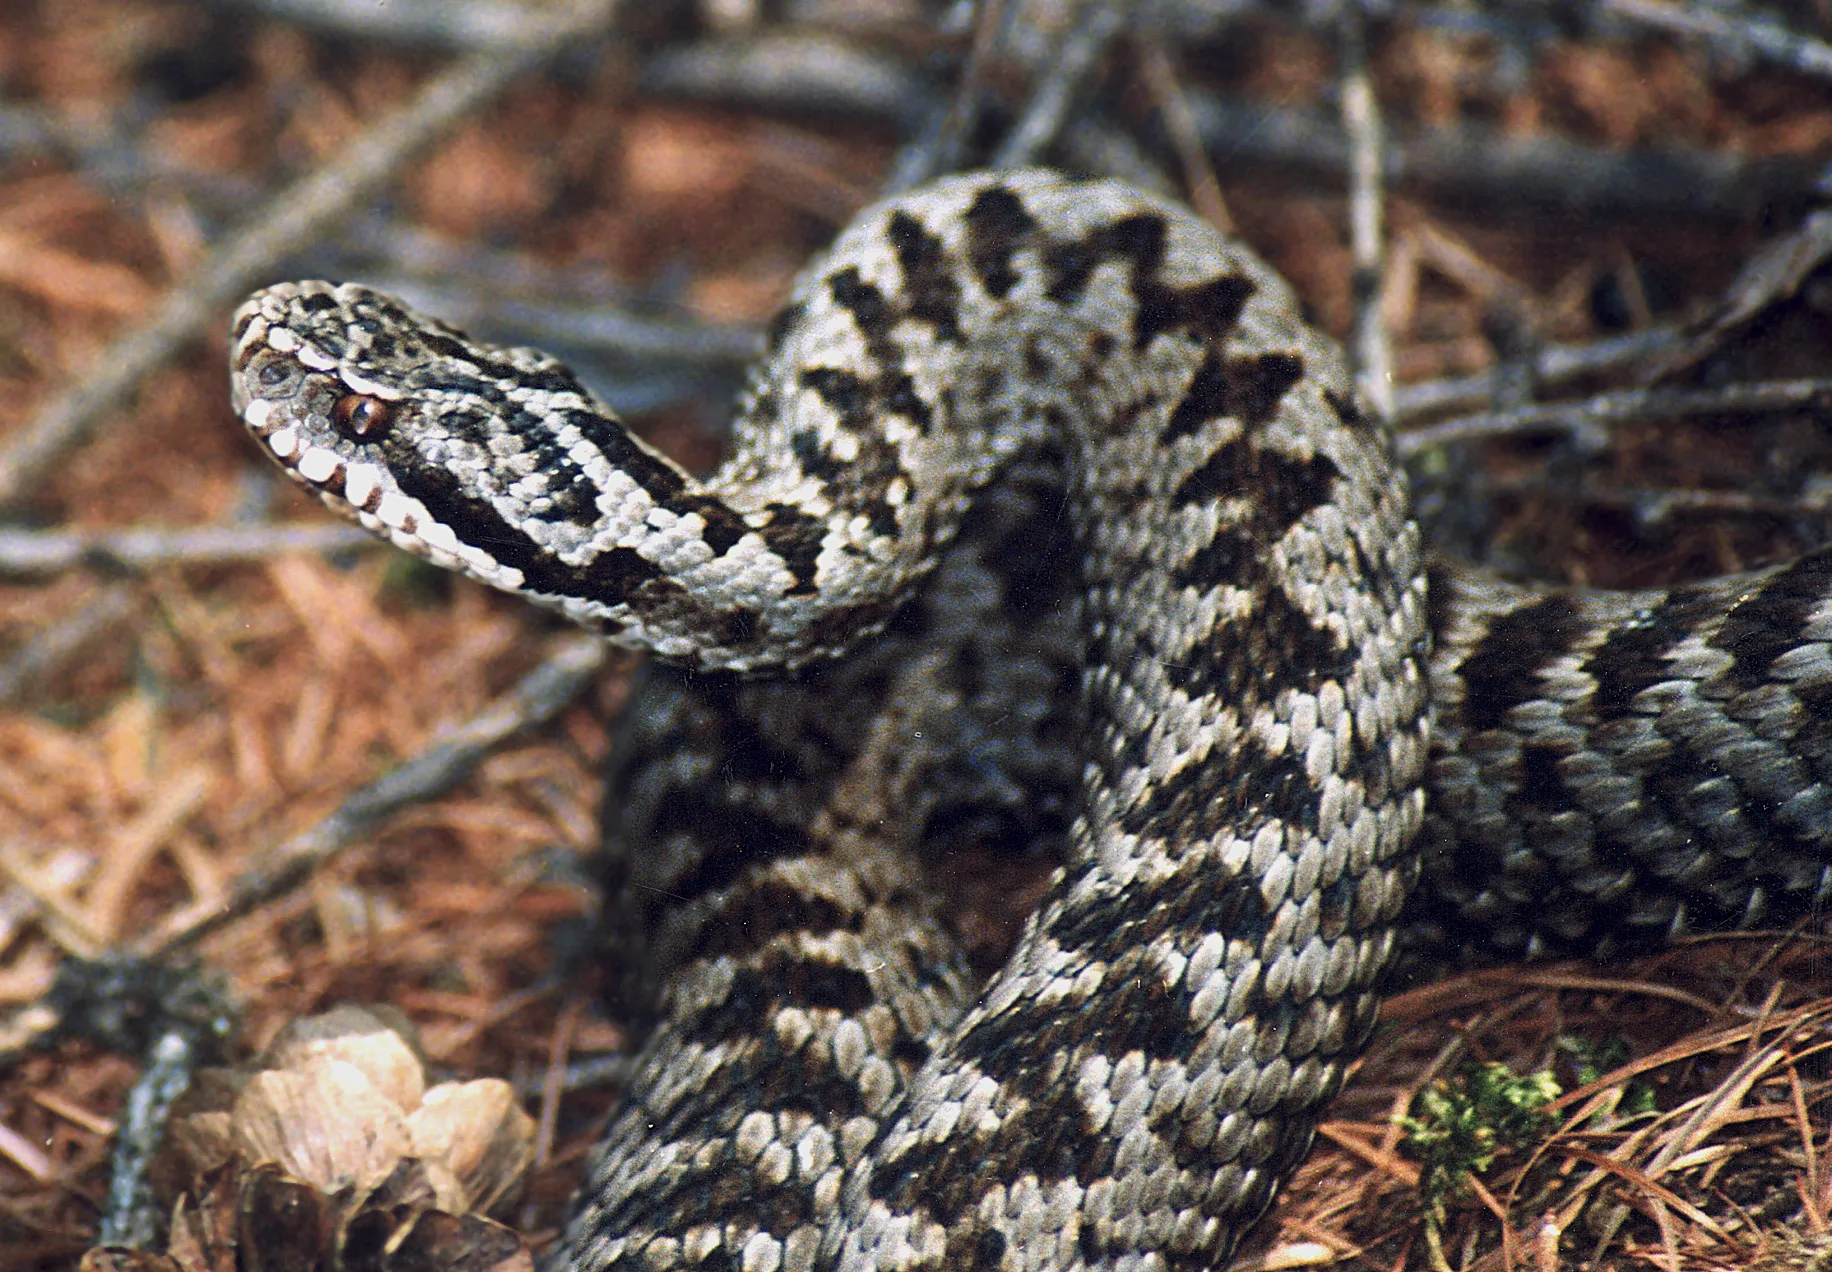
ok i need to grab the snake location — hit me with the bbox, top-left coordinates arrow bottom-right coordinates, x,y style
227,170 -> 1832,1272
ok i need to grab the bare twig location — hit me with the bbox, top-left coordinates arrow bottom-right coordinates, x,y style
0,585 -> 143,708
990,0 -> 1131,170
0,523 -> 375,578
640,35 -> 935,133
95,1029 -> 202,1248
0,103 -> 254,212
374,285 -> 765,368
513,1051 -> 636,1103
1189,92 -> 1811,225
1480,302 -> 1545,413
0,637 -> 606,1069
1056,113 -> 1177,194
632,37 -> 1810,225
0,954 -> 234,1138
885,0 -> 1011,194
212,0 -> 574,52
1604,0 -> 1832,82
1468,476 -> 1832,525
1398,376 -> 1832,456
1338,8 -> 1392,421
1136,33 -> 1229,231
1391,324 -> 1688,422
136,635 -> 609,958
1642,209 -> 1832,382
318,214 -> 641,304
0,0 -> 623,510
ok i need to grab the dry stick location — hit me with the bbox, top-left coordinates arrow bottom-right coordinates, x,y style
514,1052 -> 637,1104
0,638 -> 607,1084
302,222 -> 763,375
990,0 -> 1132,170
95,1030 -> 199,1248
1396,376 -> 1832,457
414,289 -> 764,366
0,102 -> 258,210
1057,114 -> 1177,196
2,96 -> 746,380
2,104 -> 674,336
0,584 -> 142,708
0,0 -> 622,511
1136,36 -> 1230,232
1642,208 -> 1832,383
227,0 -> 556,51
1391,324 -> 1686,422
1478,479 -> 1832,526
1338,9 -> 1392,422
640,35 -> 936,134
1604,0 -> 1832,81
884,0 -> 1012,195
0,522 -> 375,578
635,37 -> 1809,224
1188,92 -> 1810,225
136,634 -> 609,959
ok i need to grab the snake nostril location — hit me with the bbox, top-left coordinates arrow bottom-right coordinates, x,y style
331,393 -> 396,442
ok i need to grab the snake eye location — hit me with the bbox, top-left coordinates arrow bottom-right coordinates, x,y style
331,393 -> 395,442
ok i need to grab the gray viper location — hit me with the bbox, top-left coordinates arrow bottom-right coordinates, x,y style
229,170 -> 1831,1272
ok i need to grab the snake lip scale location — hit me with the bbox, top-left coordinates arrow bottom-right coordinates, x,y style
230,170 -> 1831,1271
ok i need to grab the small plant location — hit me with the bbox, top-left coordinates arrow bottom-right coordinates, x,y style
1555,1034 -> 1659,1123
1400,1061 -> 1562,1272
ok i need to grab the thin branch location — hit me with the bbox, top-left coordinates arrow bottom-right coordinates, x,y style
0,523 -> 375,578
0,585 -> 142,708
884,0 -> 1011,194
1398,376 -> 1832,456
1603,0 -> 1832,82
639,34 -> 936,133
210,0 -> 569,51
0,633 -> 606,1068
1056,113 -> 1177,194
1187,92 -> 1812,226
372,285 -> 764,368
513,1052 -> 636,1103
1136,33 -> 1230,231
0,0 -> 623,510
1391,324 -> 1688,422
1339,7 -> 1392,422
95,1030 -> 203,1248
283,219 -> 762,388
1641,208 -> 1832,382
0,103 -> 257,212
1479,302 -> 1545,413
135,635 -> 610,959
631,36 -> 1811,226
990,0 -> 1132,170
1469,475 -> 1832,525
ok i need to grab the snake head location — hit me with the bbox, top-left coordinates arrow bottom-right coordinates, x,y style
231,281 -> 533,582
228,280 -> 699,627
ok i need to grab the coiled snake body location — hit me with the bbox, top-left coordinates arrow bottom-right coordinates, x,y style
229,171 -> 1832,1272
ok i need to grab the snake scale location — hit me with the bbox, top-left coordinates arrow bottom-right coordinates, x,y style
227,171 -> 1832,1272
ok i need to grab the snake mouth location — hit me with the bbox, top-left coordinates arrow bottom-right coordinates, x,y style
244,408 -> 485,578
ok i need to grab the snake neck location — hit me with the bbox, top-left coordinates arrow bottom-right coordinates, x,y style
230,172 -> 1424,690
